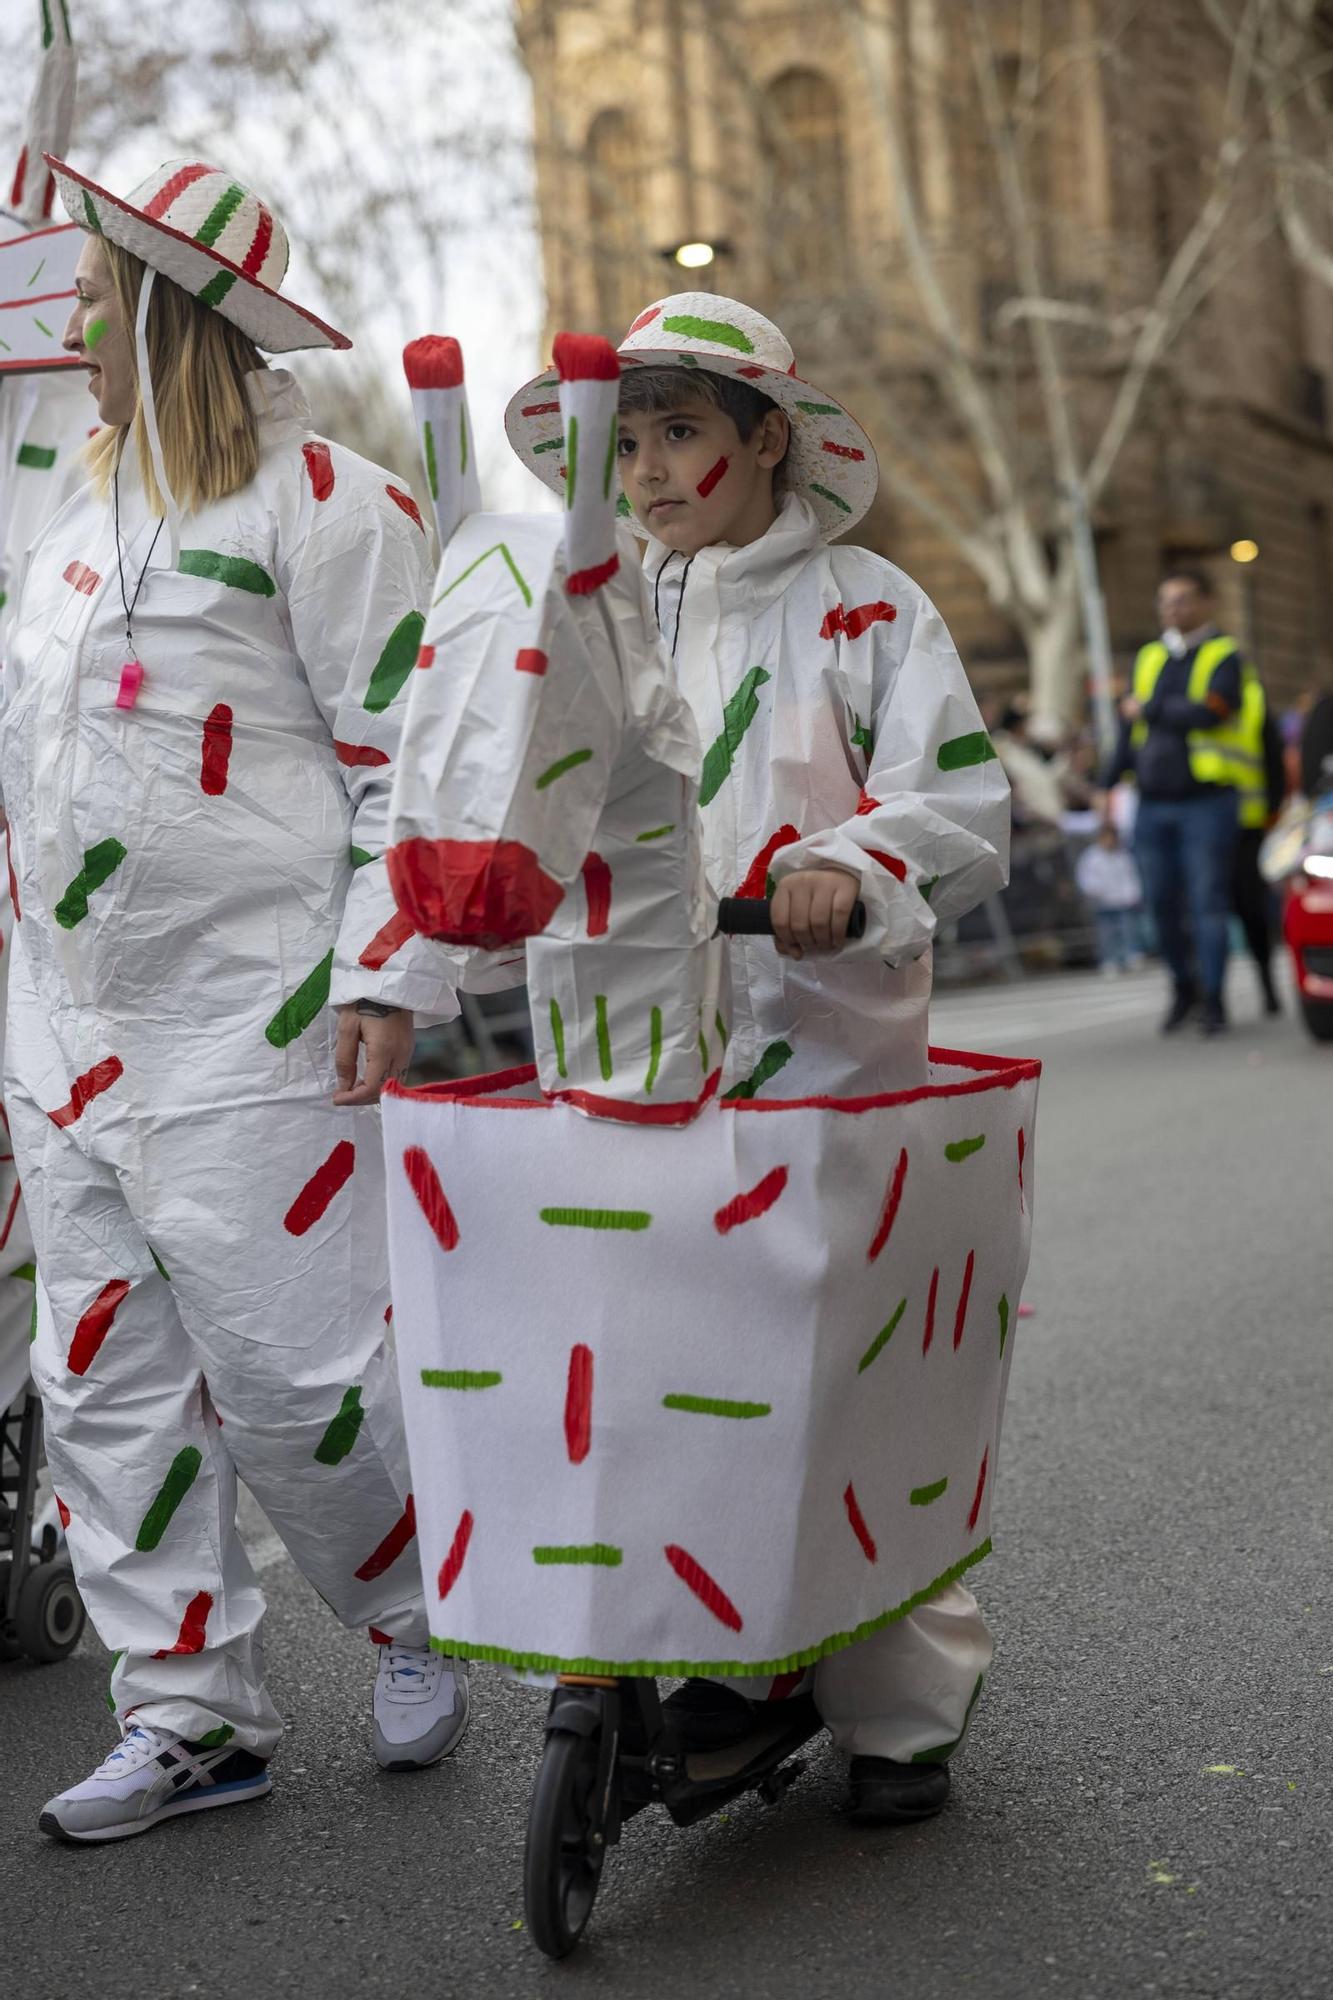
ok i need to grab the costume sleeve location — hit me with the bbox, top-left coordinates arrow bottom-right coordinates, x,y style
1143,649 -> 1241,732
285,467 -> 461,1024
769,587 -> 1010,966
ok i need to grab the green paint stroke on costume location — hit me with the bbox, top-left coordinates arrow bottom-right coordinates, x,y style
535,747 -> 593,790
912,1673 -> 985,1763
539,1208 -> 651,1232
549,996 -> 567,1078
857,1297 -> 907,1374
84,316 -> 109,352
423,419 -> 439,500
136,1447 -> 203,1551
920,876 -> 940,902
435,541 -> 532,609
27,256 -> 46,287
106,1649 -> 125,1711
364,610 -> 426,714
54,838 -> 127,929
12,1263 -> 36,1283
645,1006 -> 662,1093
850,713 -> 873,754
722,1038 -> 793,1101
715,1010 -> 729,1048
938,731 -> 998,772
150,1247 -> 171,1283
420,1369 -> 503,1390
195,1724 -> 236,1748
459,404 -> 469,477
350,845 -> 375,868
595,994 -> 613,1081
945,1135 -> 986,1163
699,666 -> 771,807
662,1394 -> 771,1420
32,318 -> 53,339
809,481 -> 852,514
565,414 -> 579,507
533,1544 -> 622,1566
41,0 -> 54,47
194,182 -> 246,249
196,270 -> 238,311
28,1292 -> 38,1344
313,1385 -> 364,1465
17,443 -> 56,469
264,950 -> 334,1048
909,1477 -> 949,1508
603,415 -> 618,500
178,548 -> 275,596
998,1294 -> 1010,1357
660,314 -> 755,354
636,823 -> 675,842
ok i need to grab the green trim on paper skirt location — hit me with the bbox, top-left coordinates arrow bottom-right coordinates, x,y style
427,1538 -> 991,1678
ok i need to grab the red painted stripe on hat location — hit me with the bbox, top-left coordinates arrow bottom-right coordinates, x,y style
953,1249 -> 975,1349
515,648 -> 547,675
844,1481 -> 878,1562
284,1140 -> 355,1236
867,848 -> 907,881
358,909 -> 415,970
241,203 -> 274,277
403,1145 -> 459,1251
302,440 -> 334,501
566,554 -> 619,596
386,484 -> 424,530
867,1146 -> 908,1262
152,1589 -> 213,1657
581,852 -> 611,937
142,162 -> 214,219
436,1506 -> 473,1598
822,440 -> 865,461
736,824 -> 800,899
403,336 -> 463,390
627,306 -> 661,335
522,401 -> 561,417
49,1056 -> 124,1129
200,703 -> 233,796
922,1265 -> 940,1354
714,1165 -> 789,1235
967,1448 -> 989,1532
56,1495 -> 71,1530
554,331 -> 619,382
63,560 -> 99,595
737,364 -> 766,379
356,1494 -> 417,1581
665,1544 -> 743,1632
565,1344 -> 593,1464
41,173 -> 56,220
335,739 -> 390,768
696,455 -> 729,498
68,1278 -> 132,1376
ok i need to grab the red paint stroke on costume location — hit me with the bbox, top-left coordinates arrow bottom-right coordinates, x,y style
369,1625 -> 394,1646
628,306 -> 662,335
68,1278 -> 132,1376
1018,1127 -> 1027,1209
867,1147 -> 908,1263
0,1179 -> 21,1252
922,1266 -> 940,1354
302,440 -> 335,501
387,835 -> 564,947
356,1494 -> 417,1582
284,1141 -> 356,1236
554,331 -> 620,382
581,852 -> 612,937
565,1344 -> 593,1464
358,909 -> 415,970
866,849 -> 907,880
566,554 -> 620,597
9,146 -> 27,209
515,648 -> 548,675
820,600 -> 897,641
844,1481 -> 878,1563
6,823 -> 19,921
696,455 -> 729,498
436,1507 -> 474,1599
736,825 -> 800,899
402,336 -> 463,390
822,440 -> 866,461
415,645 -> 435,672
63,560 -> 99,596
967,1448 -> 990,1532
714,1165 -> 789,1235
152,1589 -> 213,1658
664,1544 -> 743,1632
335,739 -> 390,768
403,1145 -> 459,1251
767,1671 -> 806,1701
56,1495 -> 71,1529
953,1248 -> 976,1350
855,790 -> 880,817
49,1057 -> 124,1129
200,704 -> 234,796
385,484 -> 424,530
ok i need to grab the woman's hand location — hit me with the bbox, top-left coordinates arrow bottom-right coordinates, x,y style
771,865 -> 862,959
333,1005 -> 415,1106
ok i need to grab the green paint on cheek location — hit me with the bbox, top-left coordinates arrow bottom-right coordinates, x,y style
84,317 -> 109,353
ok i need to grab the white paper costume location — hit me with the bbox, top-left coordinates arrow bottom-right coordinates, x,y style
382,313 -> 1039,1765
0,154 -> 457,1755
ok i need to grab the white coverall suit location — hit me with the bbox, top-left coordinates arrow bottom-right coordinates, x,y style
647,493 -> 1011,1760
0,369 -> 456,1756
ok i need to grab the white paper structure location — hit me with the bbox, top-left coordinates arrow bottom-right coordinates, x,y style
0,221 -> 81,374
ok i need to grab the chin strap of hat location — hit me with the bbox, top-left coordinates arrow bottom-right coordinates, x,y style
134,267 -> 181,569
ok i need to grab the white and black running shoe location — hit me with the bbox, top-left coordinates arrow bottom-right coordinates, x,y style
39,1723 -> 270,1843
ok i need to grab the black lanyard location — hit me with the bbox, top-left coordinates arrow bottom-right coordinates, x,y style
112,459 -> 164,666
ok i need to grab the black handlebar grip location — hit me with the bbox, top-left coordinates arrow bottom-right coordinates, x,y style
716,896 -> 867,940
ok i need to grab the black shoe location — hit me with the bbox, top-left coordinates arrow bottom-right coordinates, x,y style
1161,985 -> 1197,1033
847,1756 -> 951,1825
661,1678 -> 765,1751
1261,976 -> 1281,1017
1200,999 -> 1228,1037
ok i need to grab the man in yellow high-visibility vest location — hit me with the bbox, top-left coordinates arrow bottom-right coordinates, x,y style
1101,566 -> 1253,1035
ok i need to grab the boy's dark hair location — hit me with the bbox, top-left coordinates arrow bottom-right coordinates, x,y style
1158,563 -> 1214,598
618,365 -> 789,487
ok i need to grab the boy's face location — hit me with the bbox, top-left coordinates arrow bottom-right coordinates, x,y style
617,392 -> 788,556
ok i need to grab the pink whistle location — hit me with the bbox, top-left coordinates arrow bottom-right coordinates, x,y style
115,660 -> 144,710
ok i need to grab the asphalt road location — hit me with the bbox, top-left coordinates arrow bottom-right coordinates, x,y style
2,965 -> 1328,2000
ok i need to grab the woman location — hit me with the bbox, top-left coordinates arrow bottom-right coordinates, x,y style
3,155 -> 466,1843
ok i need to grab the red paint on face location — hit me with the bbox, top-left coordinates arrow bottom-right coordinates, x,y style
386,836 -> 565,947
284,1141 -> 356,1236
695,455 -> 729,498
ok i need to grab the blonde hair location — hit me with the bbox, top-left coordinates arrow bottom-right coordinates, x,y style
86,239 -> 265,514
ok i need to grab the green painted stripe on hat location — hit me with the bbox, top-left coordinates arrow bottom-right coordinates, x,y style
937,731 -> 998,772
535,747 -> 593,790
661,314 -> 755,354
423,419 -> 439,500
910,1477 -> 949,1507
945,1135 -> 986,1163
662,1394 -> 771,1419
539,1207 -> 652,1231
565,414 -> 579,507
699,666 -> 771,806
136,1447 -> 203,1550
857,1297 -> 908,1374
796,401 -> 841,416
195,182 -> 246,249
197,269 -> 238,310
17,443 -> 56,470
54,838 -> 127,929
265,949 -> 334,1048
595,993 -> 612,1081
364,610 -> 426,713
533,436 -> 564,454
722,1037 -> 793,1101
421,1369 -> 503,1390
313,1385 -> 364,1465
809,481 -> 852,514
82,192 -> 102,233
549,996 -> 567,1078
603,415 -> 618,499
645,1005 -> 662,1093
178,548 -> 275,596
533,1544 -> 622,1566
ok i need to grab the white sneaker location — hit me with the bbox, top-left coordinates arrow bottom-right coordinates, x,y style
373,1643 -> 470,1770
39,1723 -> 270,1843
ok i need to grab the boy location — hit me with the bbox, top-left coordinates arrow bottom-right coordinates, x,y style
505,294 -> 1011,1824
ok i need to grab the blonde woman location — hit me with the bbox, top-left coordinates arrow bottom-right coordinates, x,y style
2,156 -> 467,1843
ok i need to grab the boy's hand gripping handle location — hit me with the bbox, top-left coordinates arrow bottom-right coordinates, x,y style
716,896 -> 867,940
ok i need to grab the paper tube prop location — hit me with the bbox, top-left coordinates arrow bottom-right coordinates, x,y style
382,332 -> 1041,1676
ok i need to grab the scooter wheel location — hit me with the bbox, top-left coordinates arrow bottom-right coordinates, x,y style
0,1560 -> 22,1662
16,1558 -> 85,1663
523,1722 -> 608,1958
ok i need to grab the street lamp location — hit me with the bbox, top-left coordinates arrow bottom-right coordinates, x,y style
659,239 -> 734,270
1230,538 -> 1259,564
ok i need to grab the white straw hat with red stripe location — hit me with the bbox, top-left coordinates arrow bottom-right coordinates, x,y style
505,290 -> 878,540
44,154 -> 349,353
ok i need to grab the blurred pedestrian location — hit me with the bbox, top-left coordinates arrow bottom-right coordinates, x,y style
1075,823 -> 1144,975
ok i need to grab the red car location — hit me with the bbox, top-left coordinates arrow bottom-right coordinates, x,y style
1285,852 -> 1333,1043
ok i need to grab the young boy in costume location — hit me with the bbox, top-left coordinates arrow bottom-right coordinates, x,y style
505,294 -> 1010,1824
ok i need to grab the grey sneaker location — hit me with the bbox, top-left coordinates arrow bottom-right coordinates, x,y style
372,1643 -> 470,1770
39,1723 -> 270,1843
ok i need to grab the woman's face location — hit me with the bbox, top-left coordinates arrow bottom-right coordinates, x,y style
62,237 -> 136,427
